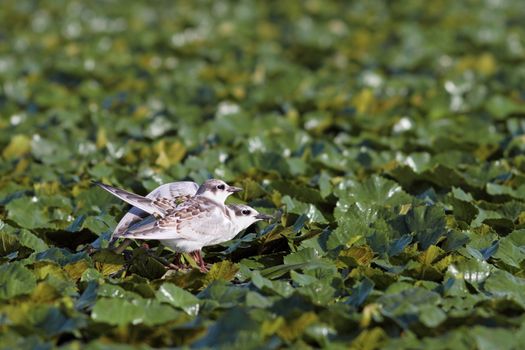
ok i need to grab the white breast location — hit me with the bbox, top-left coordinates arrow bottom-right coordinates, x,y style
162,204 -> 236,252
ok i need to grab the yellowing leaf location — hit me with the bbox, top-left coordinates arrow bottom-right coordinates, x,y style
3,134 -> 31,159
261,317 -> 285,336
277,312 -> 318,341
93,251 -> 125,276
353,88 -> 374,114
64,260 -> 89,280
350,327 -> 387,350
96,128 -> 107,148
477,53 -> 497,76
339,246 -> 374,267
34,181 -> 60,196
360,303 -> 381,328
203,261 -> 239,285
417,245 -> 443,266
30,282 -> 61,303
154,140 -> 186,168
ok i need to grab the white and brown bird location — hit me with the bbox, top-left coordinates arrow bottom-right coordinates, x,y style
95,179 -> 270,271
95,179 -> 241,221
123,202 -> 271,270
110,181 -> 199,239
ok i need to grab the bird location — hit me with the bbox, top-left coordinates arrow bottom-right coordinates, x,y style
110,181 -> 199,240
95,179 -> 264,270
122,202 -> 272,271
101,181 -> 199,256
95,179 -> 241,220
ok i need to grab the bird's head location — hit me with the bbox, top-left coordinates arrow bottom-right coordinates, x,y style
196,179 -> 242,203
229,204 -> 273,231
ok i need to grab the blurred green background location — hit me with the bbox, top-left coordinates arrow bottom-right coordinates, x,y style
1,0 -> 525,349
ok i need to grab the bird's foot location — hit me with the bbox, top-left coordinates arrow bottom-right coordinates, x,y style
190,251 -> 208,272
112,239 -> 133,255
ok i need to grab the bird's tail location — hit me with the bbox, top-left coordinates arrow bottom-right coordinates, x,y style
93,181 -> 166,216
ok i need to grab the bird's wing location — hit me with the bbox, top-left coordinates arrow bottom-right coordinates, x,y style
112,207 -> 149,239
95,182 -> 161,215
147,181 -> 199,199
110,181 -> 199,239
122,199 -> 229,240
95,182 -> 179,217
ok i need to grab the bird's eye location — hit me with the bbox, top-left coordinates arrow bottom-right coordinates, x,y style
242,209 -> 251,215
217,184 -> 225,190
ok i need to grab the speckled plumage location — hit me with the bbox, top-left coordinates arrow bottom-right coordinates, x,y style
110,181 -> 199,239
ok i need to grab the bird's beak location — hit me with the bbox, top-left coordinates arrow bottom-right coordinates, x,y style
255,213 -> 273,221
227,186 -> 243,193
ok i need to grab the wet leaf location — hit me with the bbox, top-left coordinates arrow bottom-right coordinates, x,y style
156,283 -> 200,316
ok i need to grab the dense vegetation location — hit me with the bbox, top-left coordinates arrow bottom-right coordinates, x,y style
1,0 -> 525,348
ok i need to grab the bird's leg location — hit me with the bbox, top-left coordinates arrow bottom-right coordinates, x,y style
197,252 -> 206,271
190,250 -> 208,272
112,239 -> 133,255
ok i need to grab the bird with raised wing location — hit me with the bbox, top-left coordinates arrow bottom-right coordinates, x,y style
95,179 -> 253,270
111,181 -> 199,239
95,179 -> 241,219
122,202 -> 272,271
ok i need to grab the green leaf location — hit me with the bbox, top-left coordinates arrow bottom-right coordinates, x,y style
29,305 -> 86,336
281,195 -> 328,224
297,280 -> 336,305
193,308 -> 263,348
17,229 -> 49,253
156,283 -> 200,316
6,196 -> 53,229
487,183 -> 525,200
1,1 -> 525,347
484,270 -> 525,308
335,175 -> 412,211
0,262 -> 37,299
485,95 -> 525,119
447,188 -> 478,224
33,248 -> 88,266
378,287 -> 442,329
272,180 -> 325,205
471,326 -> 521,350
405,205 -> 447,250
283,247 -> 320,265
318,171 -> 333,198
448,258 -> 492,285
419,305 -> 447,327
347,278 -> 374,307
91,297 -> 181,326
